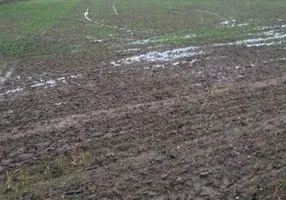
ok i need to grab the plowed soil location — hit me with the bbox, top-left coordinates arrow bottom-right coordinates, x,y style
1,45 -> 286,199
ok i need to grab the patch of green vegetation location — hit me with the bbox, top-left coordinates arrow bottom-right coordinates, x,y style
53,155 -> 70,176
92,0 -> 286,32
271,180 -> 286,200
0,0 -> 79,35
186,25 -> 259,44
133,24 -> 262,46
0,151 -> 93,199
2,167 -> 33,198
1,0 -> 286,57
0,0 -> 80,57
2,37 -> 43,56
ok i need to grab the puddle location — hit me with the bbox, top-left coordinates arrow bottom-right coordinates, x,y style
0,87 -> 24,96
142,59 -> 199,70
120,48 -> 141,52
219,18 -> 249,28
263,57 -> 286,63
111,61 -> 121,67
220,20 -> 231,25
172,62 -> 180,66
214,31 -> 286,47
219,18 -> 236,27
31,79 -> 57,88
132,21 -> 251,46
0,74 -> 82,96
114,46 -> 204,65
255,30 -> 276,36
117,22 -> 285,67
246,41 -> 283,47
86,36 -> 104,43
131,22 -> 284,48
258,24 -> 286,31
237,23 -> 249,27
132,34 -> 196,45
70,74 -> 82,79
235,32 -> 286,45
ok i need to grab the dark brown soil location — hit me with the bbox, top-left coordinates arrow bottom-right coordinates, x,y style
0,45 -> 286,199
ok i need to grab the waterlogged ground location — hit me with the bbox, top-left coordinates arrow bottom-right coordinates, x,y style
0,0 -> 286,199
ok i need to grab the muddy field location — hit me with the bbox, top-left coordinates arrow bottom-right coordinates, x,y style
1,0 -> 286,199
1,45 -> 286,199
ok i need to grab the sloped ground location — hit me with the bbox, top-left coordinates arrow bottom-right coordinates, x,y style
1,0 -> 286,199
1,45 -> 286,199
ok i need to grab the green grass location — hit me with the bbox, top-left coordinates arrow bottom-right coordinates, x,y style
0,151 -> 93,199
132,25 -> 264,46
1,0 -> 286,57
0,0 -> 79,35
86,0 -> 286,47
0,0 -> 79,57
90,0 -> 286,32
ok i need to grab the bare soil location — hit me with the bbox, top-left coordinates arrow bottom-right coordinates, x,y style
0,45 -> 286,199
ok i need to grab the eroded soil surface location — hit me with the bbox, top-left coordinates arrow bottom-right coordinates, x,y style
0,45 -> 286,199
